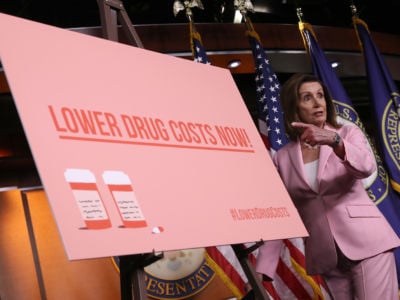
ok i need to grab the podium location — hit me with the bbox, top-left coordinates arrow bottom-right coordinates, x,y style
119,254 -> 161,300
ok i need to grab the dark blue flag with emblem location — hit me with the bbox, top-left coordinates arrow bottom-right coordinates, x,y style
353,17 -> 400,193
246,22 -> 289,153
299,21 -> 400,284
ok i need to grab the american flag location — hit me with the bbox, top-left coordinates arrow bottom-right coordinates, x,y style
247,29 -> 289,153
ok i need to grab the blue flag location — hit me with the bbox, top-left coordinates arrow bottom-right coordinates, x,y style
299,21 -> 400,285
353,17 -> 400,192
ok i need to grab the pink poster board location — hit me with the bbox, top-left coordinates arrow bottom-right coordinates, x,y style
0,13 -> 307,260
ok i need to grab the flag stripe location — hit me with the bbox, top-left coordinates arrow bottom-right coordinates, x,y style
276,257 -> 312,299
205,247 -> 245,298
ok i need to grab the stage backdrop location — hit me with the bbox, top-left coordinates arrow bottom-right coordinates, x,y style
0,13 -> 307,260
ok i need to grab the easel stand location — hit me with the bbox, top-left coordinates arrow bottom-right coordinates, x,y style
232,243 -> 270,300
119,253 -> 163,300
96,2 -> 156,299
96,0 -> 143,47
96,2 -> 271,299
20,186 -> 47,300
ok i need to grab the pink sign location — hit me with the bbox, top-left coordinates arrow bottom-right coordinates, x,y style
0,13 -> 307,260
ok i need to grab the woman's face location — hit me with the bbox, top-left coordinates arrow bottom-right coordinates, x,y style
296,81 -> 327,128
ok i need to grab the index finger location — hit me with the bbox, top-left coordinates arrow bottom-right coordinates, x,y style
291,122 -> 311,129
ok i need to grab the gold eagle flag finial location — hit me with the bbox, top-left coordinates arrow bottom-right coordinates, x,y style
234,0 -> 255,15
234,0 -> 254,26
173,0 -> 204,21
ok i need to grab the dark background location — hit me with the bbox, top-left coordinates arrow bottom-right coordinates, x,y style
0,0 -> 399,34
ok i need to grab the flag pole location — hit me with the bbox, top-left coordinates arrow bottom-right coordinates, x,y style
296,7 -> 313,57
173,0 -> 204,29
296,7 -> 304,23
350,2 -> 359,18
173,0 -> 207,62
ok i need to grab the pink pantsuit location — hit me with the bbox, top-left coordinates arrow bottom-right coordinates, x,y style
256,124 -> 400,298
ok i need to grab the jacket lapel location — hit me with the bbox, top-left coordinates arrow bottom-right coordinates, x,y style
286,131 -> 337,192
287,141 -> 310,188
317,145 -> 331,183
317,126 -> 338,188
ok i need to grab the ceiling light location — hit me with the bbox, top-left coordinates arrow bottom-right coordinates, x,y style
227,60 -> 241,68
331,61 -> 340,68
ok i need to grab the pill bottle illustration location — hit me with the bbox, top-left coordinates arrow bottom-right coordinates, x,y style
102,170 -> 147,228
64,168 -> 111,229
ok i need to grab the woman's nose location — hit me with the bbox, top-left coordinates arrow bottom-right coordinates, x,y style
312,97 -> 321,106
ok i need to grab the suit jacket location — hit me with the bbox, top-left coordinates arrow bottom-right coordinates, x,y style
256,124 -> 400,276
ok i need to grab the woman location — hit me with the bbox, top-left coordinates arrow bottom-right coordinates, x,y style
256,73 -> 400,299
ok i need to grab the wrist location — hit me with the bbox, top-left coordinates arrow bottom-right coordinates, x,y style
331,132 -> 341,148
